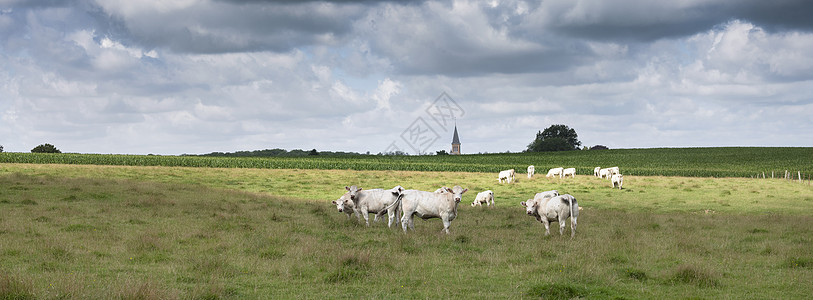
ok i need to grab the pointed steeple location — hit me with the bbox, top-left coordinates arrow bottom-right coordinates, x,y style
451,122 -> 461,155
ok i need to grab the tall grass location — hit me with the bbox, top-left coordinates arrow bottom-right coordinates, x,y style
2,147 -> 813,177
1,171 -> 812,298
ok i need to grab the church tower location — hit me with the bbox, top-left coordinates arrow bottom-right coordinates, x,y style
451,124 -> 461,155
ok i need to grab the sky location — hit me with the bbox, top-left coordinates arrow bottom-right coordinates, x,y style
1,0 -> 812,155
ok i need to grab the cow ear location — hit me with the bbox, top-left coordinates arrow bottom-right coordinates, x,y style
345,186 -> 350,191
445,187 -> 453,193
462,188 -> 468,194
332,200 -> 337,205
358,187 -> 362,191
520,201 -> 526,207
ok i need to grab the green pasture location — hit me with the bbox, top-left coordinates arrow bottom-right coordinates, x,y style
1,163 -> 812,298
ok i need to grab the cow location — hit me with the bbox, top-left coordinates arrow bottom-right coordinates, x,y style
546,167 -> 564,178
332,193 -> 355,219
401,186 -> 468,234
344,185 -> 404,228
471,190 -> 494,207
527,165 -> 535,179
599,168 -> 612,178
521,194 -> 579,238
611,174 -> 623,190
562,168 -> 576,178
498,169 -> 515,184
594,167 -> 601,177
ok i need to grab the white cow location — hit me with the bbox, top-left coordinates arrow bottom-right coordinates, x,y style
332,193 -> 355,219
546,167 -> 564,178
562,168 -> 576,178
599,168 -> 612,178
527,165 -> 535,179
344,185 -> 404,228
401,186 -> 468,234
498,169 -> 515,184
593,167 -> 601,177
611,174 -> 624,190
521,194 -> 579,238
471,190 -> 495,207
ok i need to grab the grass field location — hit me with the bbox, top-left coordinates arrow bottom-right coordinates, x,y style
1,163 -> 812,298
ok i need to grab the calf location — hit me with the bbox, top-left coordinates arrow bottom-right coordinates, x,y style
498,169 -> 515,184
345,185 -> 404,227
471,190 -> 494,207
332,193 -> 355,219
401,186 -> 468,234
546,167 -> 564,178
527,165 -> 535,179
611,174 -> 623,190
521,194 -> 579,238
599,168 -> 611,178
562,168 -> 576,178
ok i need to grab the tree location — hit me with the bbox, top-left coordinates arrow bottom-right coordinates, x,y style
308,149 -> 319,156
590,145 -> 609,150
526,124 -> 581,152
0,145 -> 3,153
436,150 -> 449,155
31,143 -> 61,153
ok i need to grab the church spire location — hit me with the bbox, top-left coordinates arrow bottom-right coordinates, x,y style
451,122 -> 461,155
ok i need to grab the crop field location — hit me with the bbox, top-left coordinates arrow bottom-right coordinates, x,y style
1,161 -> 812,299
2,147 -> 813,178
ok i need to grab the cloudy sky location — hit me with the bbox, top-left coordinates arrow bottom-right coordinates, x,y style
1,0 -> 812,155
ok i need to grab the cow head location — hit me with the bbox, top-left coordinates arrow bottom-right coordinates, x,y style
332,195 -> 351,213
447,185 -> 468,203
520,199 -> 537,215
345,185 -> 362,201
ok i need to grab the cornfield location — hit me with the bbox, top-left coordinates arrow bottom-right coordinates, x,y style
1,147 -> 811,178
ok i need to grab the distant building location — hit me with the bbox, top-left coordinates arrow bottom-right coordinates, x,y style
451,124 -> 461,155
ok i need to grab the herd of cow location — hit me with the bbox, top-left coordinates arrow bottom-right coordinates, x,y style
331,166 -> 623,237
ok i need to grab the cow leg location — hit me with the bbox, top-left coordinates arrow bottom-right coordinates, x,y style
361,208 -> 370,226
542,219 -> 551,235
401,212 -> 410,232
570,217 -> 577,238
442,216 -> 451,234
387,209 -> 397,228
559,219 -> 567,236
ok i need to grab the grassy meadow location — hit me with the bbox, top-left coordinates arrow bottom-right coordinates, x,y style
1,163 -> 812,298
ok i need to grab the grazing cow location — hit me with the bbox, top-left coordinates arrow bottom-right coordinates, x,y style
521,194 -> 579,238
498,169 -> 515,184
562,168 -> 576,178
344,185 -> 404,227
611,174 -> 623,190
546,167 -> 564,178
401,186 -> 468,234
594,167 -> 601,177
599,168 -> 611,178
332,193 -> 355,219
527,165 -> 535,179
471,190 -> 495,207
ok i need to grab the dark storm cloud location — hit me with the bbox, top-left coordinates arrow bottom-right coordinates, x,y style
534,0 -> 813,42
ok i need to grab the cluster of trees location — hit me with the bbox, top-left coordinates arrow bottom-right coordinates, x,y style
526,124 -> 608,152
